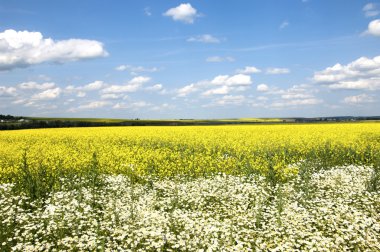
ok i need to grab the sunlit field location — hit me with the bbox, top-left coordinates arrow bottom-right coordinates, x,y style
1,123 -> 380,251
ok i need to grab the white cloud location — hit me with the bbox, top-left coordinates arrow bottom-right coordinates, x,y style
31,87 -> 61,100
101,76 -> 151,93
0,29 -> 108,71
281,93 -> 312,99
177,74 -> 252,97
203,95 -> 246,107
187,34 -> 220,43
102,85 -> 139,93
237,66 -> 261,74
100,94 -> 123,100
328,79 -> 380,90
65,85 -> 76,92
113,101 -> 150,109
217,95 -> 245,105
163,3 -> 198,24
281,84 -> 318,98
343,94 -> 375,104
18,81 -> 55,90
202,86 -> 231,96
271,98 -> 322,108
36,74 -> 51,81
266,68 -> 290,74
206,56 -> 235,62
279,21 -> 289,29
177,83 -> 199,97
313,55 -> 380,90
145,84 -> 163,91
0,86 -> 17,97
12,99 -> 27,104
82,80 -> 105,91
254,84 -> 322,109
257,96 -> 268,101
115,65 -> 158,73
366,19 -> 380,36
78,101 -> 110,109
77,91 -> 86,98
363,3 -> 380,17
211,74 -> 252,86
257,84 -> 269,92
63,81 -> 106,99
150,103 -> 174,111
115,65 -> 128,71
129,76 -> 151,85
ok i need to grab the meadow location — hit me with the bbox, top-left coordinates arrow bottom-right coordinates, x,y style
1,123 -> 380,251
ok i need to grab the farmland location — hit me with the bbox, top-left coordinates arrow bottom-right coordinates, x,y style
1,123 -> 380,251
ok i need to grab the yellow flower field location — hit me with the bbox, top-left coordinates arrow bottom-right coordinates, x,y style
1,123 -> 380,251
0,123 -> 379,181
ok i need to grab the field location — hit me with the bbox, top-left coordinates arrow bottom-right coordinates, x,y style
1,123 -> 380,251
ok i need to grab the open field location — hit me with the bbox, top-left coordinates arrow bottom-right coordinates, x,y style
2,115 -> 379,131
1,123 -> 380,251
26,117 -> 283,123
1,116 -> 292,130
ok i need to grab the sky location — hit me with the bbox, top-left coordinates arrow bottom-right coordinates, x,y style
0,0 -> 379,119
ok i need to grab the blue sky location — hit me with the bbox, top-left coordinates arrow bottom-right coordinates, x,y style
0,0 -> 379,119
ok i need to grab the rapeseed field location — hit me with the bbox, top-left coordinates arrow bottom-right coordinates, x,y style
1,123 -> 379,251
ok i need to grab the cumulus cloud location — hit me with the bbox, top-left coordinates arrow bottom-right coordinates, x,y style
187,34 -> 220,43
82,80 -> 105,91
78,101 -> 110,109
145,84 -> 163,91
0,86 -> 17,97
257,84 -> 269,92
163,3 -> 198,24
266,68 -> 290,74
64,80 -> 105,99
202,86 -> 231,96
178,74 -> 252,97
217,95 -> 245,105
31,87 -> 61,100
150,103 -> 174,111
0,29 -> 108,70
210,74 -> 252,86
18,81 -> 55,90
365,19 -> 380,36
270,98 -> 322,108
113,101 -> 150,109
253,84 -> 322,109
100,94 -> 123,100
313,55 -> 380,90
206,56 -> 235,62
363,3 -> 380,17
177,83 -> 200,97
76,91 -> 86,98
237,66 -> 261,74
101,76 -> 151,93
203,95 -> 246,107
115,65 -> 158,74
281,93 -> 313,99
281,85 -> 318,98
343,94 -> 376,104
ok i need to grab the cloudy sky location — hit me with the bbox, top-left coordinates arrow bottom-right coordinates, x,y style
0,0 -> 379,119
